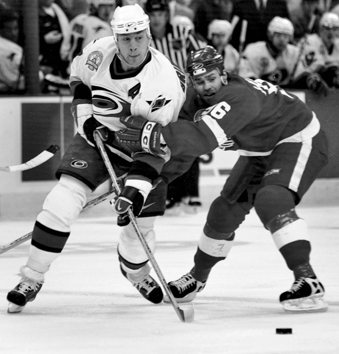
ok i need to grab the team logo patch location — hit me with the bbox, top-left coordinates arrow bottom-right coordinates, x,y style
147,95 -> 171,113
260,57 -> 269,71
264,168 -> 281,178
70,160 -> 88,169
85,50 -> 103,71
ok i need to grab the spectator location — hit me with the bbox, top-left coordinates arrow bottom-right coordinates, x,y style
145,0 -> 206,214
168,0 -> 195,23
116,0 -> 144,6
238,17 -> 299,86
237,16 -> 329,96
297,12 -> 339,88
192,0 -> 234,41
61,0 -> 115,62
38,0 -> 70,81
207,19 -> 240,73
0,10 -> 24,93
290,0 -> 322,44
230,0 -> 290,52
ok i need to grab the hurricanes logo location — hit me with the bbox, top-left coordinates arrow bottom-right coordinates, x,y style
70,160 -> 88,169
85,50 -> 103,71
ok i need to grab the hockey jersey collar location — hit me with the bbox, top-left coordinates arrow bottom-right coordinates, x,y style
110,51 -> 152,79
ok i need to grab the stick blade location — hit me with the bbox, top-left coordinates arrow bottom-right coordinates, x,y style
0,166 -> 10,172
178,304 -> 195,323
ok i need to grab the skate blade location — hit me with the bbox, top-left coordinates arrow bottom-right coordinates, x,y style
8,302 -> 25,313
283,297 -> 328,313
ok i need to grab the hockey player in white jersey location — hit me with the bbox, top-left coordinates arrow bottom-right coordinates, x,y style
61,0 -> 115,63
238,17 -> 299,86
207,19 -> 239,73
299,12 -> 339,88
238,16 -> 329,96
6,4 -> 186,313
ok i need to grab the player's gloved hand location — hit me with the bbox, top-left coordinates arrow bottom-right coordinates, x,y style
115,115 -> 164,155
113,179 -> 153,226
71,104 -> 114,147
306,73 -> 330,97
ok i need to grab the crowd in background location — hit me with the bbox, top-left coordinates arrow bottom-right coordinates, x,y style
1,0 -> 339,95
1,0 -> 339,212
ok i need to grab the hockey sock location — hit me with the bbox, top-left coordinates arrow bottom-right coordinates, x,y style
191,247 -> 225,282
292,262 -> 316,279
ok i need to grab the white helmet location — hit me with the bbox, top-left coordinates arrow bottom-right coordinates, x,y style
208,19 -> 232,40
110,4 -> 150,39
267,16 -> 294,37
87,0 -> 116,7
320,12 -> 339,28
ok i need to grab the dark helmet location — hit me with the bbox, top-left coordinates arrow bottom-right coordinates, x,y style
186,46 -> 225,78
145,0 -> 170,13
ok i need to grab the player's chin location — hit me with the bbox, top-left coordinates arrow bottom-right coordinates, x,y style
202,94 -> 215,104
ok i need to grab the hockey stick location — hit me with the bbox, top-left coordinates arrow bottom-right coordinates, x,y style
0,185 -> 121,255
0,145 -> 60,172
93,131 -> 194,323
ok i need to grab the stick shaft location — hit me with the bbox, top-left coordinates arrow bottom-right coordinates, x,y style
94,131 -> 191,322
0,188 -> 116,255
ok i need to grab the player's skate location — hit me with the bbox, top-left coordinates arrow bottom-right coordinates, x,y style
7,266 -> 44,313
182,197 -> 202,215
164,273 -> 206,303
120,263 -> 163,304
280,276 -> 328,313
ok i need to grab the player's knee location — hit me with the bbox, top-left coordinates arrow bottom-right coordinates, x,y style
207,195 -> 248,233
37,175 -> 90,231
266,208 -> 311,270
254,185 -> 296,227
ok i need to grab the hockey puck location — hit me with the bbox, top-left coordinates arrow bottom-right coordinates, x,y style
276,328 -> 292,334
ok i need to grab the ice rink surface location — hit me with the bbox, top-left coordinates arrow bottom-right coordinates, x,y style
0,202 -> 338,354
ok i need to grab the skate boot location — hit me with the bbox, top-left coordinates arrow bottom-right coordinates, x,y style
280,276 -> 328,313
7,266 -> 44,313
164,273 -> 206,303
182,197 -> 202,215
120,263 -> 163,304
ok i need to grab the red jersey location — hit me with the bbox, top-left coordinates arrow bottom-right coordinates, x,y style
163,74 -> 319,158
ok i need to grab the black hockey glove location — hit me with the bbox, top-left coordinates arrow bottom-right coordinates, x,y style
115,115 -> 164,156
306,73 -> 330,97
113,178 -> 152,227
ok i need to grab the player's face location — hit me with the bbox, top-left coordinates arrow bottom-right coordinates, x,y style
271,32 -> 290,52
116,30 -> 150,69
211,33 -> 228,49
320,26 -> 339,47
97,4 -> 115,23
149,11 -> 168,32
191,69 -> 223,104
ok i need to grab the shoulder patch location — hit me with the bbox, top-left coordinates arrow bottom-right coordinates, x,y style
85,50 -> 103,71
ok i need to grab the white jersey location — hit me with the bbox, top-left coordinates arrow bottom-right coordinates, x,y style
238,41 -> 300,86
70,36 -> 187,131
299,33 -> 339,69
222,44 -> 240,73
61,14 -> 113,62
0,36 -> 23,92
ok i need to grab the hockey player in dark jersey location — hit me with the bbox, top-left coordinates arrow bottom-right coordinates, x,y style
114,46 -> 329,313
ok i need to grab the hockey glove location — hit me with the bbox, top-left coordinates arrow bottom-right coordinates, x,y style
71,104 -> 114,147
306,73 -> 330,97
115,115 -> 164,156
114,179 -> 153,226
